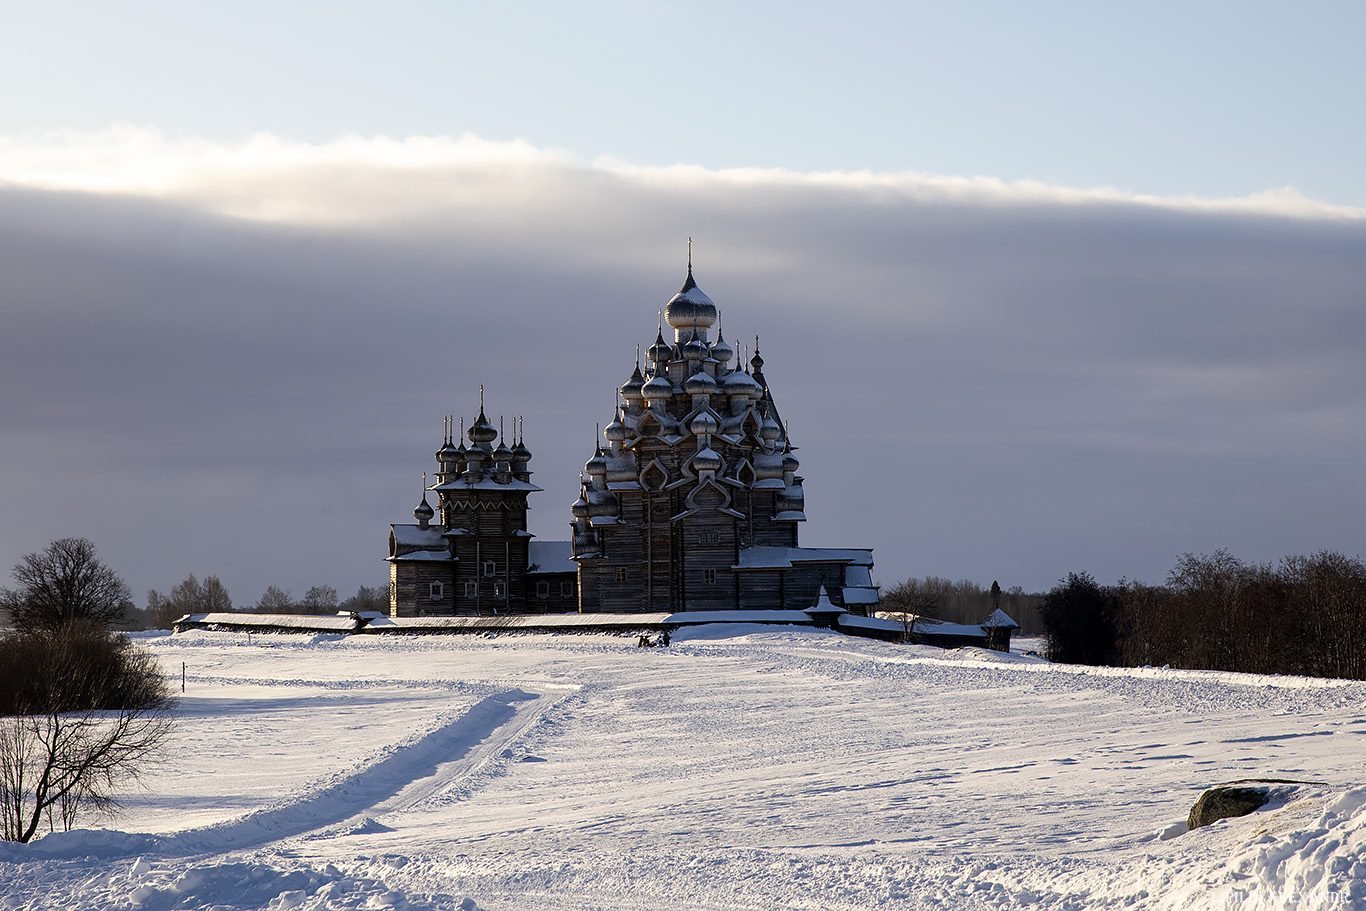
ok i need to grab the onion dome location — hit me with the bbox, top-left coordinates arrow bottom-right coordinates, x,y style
620,363 -> 645,401
710,329 -> 734,365
664,267 -> 718,333
492,437 -> 514,467
681,328 -> 707,361
684,369 -> 718,396
723,369 -> 762,398
691,445 -> 723,473
468,409 -> 498,445
642,373 -> 673,402
604,410 -> 627,443
750,345 -> 765,376
585,447 -> 608,477
690,410 -> 719,436
413,494 -> 434,524
571,484 -> 591,519
782,448 -> 800,474
511,424 -> 531,466
647,329 -> 673,366
760,410 -> 782,443
435,416 -> 460,467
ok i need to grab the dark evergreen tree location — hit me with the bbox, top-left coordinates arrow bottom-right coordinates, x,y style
1040,572 -> 1121,665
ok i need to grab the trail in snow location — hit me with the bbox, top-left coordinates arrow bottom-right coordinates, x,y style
166,688 -> 553,855
4,627 -> 1366,911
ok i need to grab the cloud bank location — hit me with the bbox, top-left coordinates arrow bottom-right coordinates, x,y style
2,130 -> 1363,605
3,127 -> 1362,224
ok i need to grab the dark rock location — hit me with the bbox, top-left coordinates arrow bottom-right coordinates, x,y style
1188,785 -> 1270,830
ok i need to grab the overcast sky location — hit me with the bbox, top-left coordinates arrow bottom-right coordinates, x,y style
2,5 -> 1364,606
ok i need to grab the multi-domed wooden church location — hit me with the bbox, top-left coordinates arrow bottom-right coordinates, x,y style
387,259 -> 878,617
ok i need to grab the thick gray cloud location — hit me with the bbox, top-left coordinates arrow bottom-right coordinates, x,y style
2,149 -> 1364,605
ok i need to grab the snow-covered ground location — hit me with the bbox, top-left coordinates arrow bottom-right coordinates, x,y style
4,625 -> 1365,910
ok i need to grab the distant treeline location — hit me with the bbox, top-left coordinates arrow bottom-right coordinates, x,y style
1041,550 -> 1366,680
880,577 -> 1046,634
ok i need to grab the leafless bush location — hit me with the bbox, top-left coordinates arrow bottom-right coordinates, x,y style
0,622 -> 175,842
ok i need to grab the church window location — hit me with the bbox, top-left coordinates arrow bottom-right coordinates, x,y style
464,580 -> 477,598
536,581 -> 550,599
429,581 -> 444,601
703,568 -> 717,585
494,580 -> 507,598
615,568 -> 628,583
483,561 -> 497,578
697,532 -> 720,545
561,581 -> 575,598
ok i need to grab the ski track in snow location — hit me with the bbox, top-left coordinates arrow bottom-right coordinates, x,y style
3,627 -> 1366,910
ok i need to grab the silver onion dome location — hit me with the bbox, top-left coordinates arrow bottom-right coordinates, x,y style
664,267 -> 718,333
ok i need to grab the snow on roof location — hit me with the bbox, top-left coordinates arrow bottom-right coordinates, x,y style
849,615 -> 990,639
181,612 -> 359,631
842,588 -> 880,605
665,610 -> 813,625
917,618 -> 995,638
982,608 -> 1020,629
806,587 -> 845,614
391,525 -> 446,548
364,613 -> 675,631
387,549 -> 454,563
733,546 -> 875,571
527,540 -> 576,575
839,614 -> 902,633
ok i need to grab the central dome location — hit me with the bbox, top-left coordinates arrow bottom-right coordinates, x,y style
664,268 -> 718,333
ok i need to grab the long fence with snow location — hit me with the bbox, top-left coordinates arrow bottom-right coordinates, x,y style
172,609 -> 1016,650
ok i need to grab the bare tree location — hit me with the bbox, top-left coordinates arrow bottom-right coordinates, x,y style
0,622 -> 175,842
300,585 -> 338,615
147,574 -> 233,627
255,585 -> 294,613
880,578 -> 943,642
200,576 -> 231,612
1,539 -> 131,630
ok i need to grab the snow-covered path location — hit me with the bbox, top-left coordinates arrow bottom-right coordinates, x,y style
3,626 -> 1365,910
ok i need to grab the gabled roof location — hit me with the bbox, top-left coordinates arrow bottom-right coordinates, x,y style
982,608 -> 1020,629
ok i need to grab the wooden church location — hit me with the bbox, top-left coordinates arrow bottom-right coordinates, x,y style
388,261 -> 877,617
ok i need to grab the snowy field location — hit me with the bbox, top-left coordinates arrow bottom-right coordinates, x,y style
3,625 -> 1366,910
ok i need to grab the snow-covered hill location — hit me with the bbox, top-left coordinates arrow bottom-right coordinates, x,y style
3,626 -> 1364,910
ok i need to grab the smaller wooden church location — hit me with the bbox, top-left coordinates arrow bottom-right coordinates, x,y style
387,406 -> 578,617
387,261 -> 878,617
